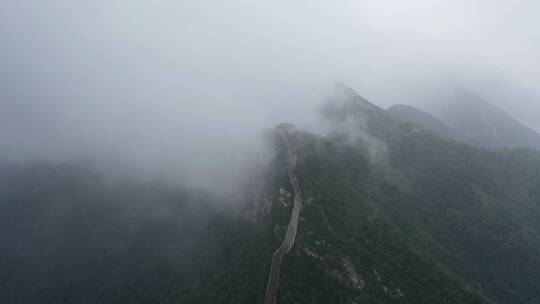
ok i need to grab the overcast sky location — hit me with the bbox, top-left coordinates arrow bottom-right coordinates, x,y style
1,0 -> 540,186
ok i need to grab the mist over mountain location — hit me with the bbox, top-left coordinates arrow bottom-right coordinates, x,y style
438,89 -> 540,150
3,85 -> 540,303
2,1 -> 540,303
3,0 -> 540,183
388,92 -> 540,151
388,104 -> 462,141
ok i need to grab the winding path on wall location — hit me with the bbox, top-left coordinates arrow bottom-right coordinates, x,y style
264,125 -> 302,304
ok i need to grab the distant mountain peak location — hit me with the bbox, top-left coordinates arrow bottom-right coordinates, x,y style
439,89 -> 540,150
333,82 -> 361,99
330,82 -> 373,106
320,83 -> 398,138
324,85 -> 540,151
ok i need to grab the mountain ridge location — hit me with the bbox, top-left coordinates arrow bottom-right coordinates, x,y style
2,85 -> 540,303
437,88 -> 540,150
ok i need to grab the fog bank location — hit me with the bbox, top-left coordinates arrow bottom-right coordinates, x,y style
2,0 -> 540,188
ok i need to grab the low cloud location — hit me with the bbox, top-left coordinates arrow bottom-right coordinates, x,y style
1,0 -> 539,189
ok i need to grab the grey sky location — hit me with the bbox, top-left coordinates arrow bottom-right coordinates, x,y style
1,0 -> 540,186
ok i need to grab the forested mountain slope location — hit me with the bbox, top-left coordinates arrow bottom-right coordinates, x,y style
2,87 -> 540,303
388,104 -> 469,145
